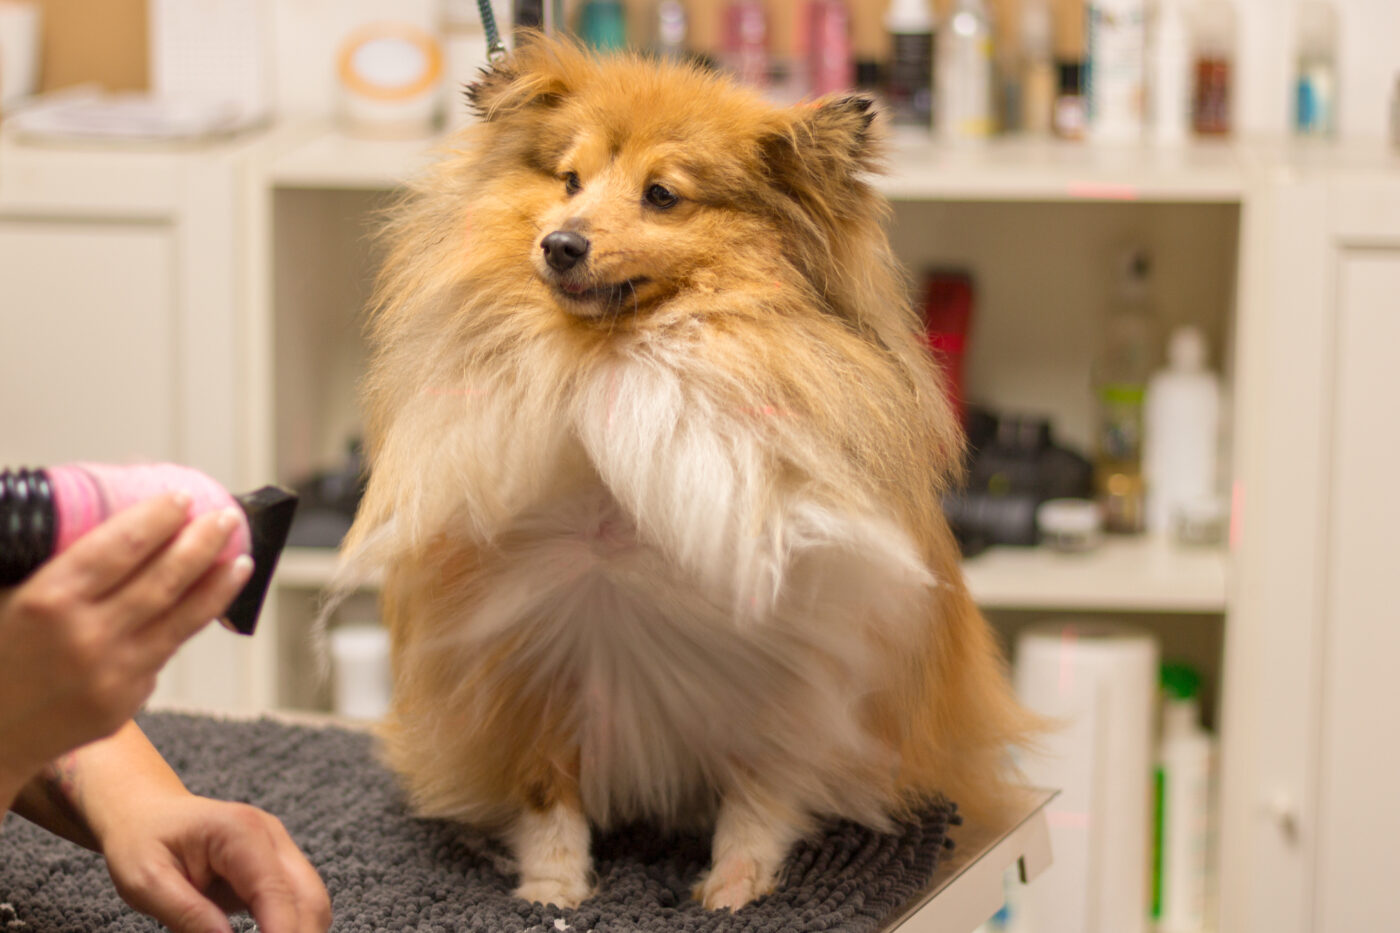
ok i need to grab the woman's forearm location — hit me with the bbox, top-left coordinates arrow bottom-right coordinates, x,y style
7,721 -> 186,852
10,751 -> 99,850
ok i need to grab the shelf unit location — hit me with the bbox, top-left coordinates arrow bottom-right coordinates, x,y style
254,122 -> 1243,681
247,118 -> 1250,930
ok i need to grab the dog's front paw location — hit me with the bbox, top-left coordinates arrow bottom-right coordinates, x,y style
514,876 -> 593,909
694,854 -> 776,912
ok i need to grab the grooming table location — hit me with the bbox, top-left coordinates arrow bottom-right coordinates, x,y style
0,713 -> 1051,932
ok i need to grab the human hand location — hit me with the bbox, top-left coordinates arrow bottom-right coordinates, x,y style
0,492 -> 251,789
99,791 -> 331,933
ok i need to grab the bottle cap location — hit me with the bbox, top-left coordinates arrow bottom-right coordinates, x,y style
886,0 -> 933,33
1058,61 -> 1084,94
1161,662 -> 1202,700
1167,325 -> 1208,370
1037,497 -> 1103,535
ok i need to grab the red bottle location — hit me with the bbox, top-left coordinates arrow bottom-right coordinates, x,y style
922,271 -> 976,427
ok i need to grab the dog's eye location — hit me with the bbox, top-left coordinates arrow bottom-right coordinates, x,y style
562,172 -> 581,196
645,184 -> 679,209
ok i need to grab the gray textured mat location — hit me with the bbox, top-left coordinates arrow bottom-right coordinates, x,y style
0,712 -> 954,931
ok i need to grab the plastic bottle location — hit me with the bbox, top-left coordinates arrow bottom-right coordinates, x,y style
652,0 -> 688,62
1054,61 -> 1089,139
1152,663 -> 1212,933
885,0 -> 935,129
1294,0 -> 1337,138
1020,0 -> 1056,135
1189,0 -> 1234,137
1147,0 -> 1191,144
1086,0 -> 1148,140
806,0 -> 854,97
577,0 -> 627,51
1143,326 -> 1220,537
939,0 -> 995,140
1093,247 -> 1157,535
722,0 -> 769,89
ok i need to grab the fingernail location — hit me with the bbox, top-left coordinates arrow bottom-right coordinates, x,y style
172,490 -> 193,510
231,554 -> 254,581
216,507 -> 242,532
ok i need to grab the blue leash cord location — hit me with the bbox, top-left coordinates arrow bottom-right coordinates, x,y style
476,0 -> 509,64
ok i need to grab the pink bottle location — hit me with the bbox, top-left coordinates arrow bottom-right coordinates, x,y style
806,0 -> 853,97
723,0 -> 769,88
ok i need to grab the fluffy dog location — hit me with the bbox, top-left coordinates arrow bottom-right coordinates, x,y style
337,37 -> 1035,912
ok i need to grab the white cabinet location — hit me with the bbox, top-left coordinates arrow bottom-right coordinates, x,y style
1222,161 -> 1400,933
0,224 -> 176,464
1316,207 -> 1400,933
0,130 -> 262,710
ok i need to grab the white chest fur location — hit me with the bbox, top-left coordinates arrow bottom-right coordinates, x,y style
463,482 -> 929,829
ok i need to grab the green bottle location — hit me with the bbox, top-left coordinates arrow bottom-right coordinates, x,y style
578,0 -> 627,52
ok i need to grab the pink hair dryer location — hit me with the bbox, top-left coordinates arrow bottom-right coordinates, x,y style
0,463 -> 298,635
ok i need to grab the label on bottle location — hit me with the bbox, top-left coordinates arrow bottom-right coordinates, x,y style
888,31 -> 934,126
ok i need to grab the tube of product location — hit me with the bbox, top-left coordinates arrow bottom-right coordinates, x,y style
0,463 -> 297,635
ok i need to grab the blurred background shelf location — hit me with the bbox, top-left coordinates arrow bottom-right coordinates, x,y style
266,123 -> 1251,203
961,536 -> 1228,613
277,536 -> 1228,613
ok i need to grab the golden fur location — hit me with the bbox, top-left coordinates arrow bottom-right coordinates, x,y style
337,37 -> 1037,911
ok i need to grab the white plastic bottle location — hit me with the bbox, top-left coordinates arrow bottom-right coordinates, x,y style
1087,0 -> 1148,140
1143,326 -> 1220,536
1147,0 -> 1191,144
1153,663 -> 1213,933
938,0 -> 995,140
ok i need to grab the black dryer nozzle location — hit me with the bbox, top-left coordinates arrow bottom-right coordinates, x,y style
224,486 -> 299,636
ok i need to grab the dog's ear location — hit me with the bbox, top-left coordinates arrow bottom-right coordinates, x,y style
759,95 -> 881,219
761,95 -> 879,186
464,36 -> 574,122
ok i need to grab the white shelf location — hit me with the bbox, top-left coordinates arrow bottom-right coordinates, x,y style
880,132 -> 1247,203
267,123 -> 441,190
265,122 -> 1252,202
960,535 -> 1228,613
278,535 -> 1228,614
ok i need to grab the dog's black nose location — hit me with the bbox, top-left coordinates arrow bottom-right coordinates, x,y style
541,231 -> 590,272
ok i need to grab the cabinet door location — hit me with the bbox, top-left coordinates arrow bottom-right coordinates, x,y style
0,222 -> 177,464
1314,183 -> 1400,932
